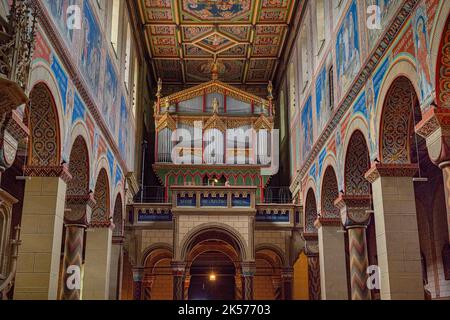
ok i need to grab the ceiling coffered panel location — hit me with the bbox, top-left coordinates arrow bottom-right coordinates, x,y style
138,0 -> 297,85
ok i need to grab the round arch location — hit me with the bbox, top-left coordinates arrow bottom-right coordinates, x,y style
66,135 -> 90,196
378,75 -> 420,164
255,244 -> 287,267
91,168 -> 111,226
320,166 -> 340,218
304,188 -> 318,234
344,130 -> 371,195
179,223 -> 249,262
27,82 -> 61,166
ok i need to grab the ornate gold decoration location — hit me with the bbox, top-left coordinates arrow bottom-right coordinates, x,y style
253,114 -> 272,131
156,112 -> 176,132
204,113 -> 226,132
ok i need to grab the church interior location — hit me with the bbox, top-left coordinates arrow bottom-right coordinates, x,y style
0,0 -> 450,301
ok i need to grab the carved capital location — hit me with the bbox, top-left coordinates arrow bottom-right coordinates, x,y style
0,110 -> 29,170
314,217 -> 341,229
64,193 -> 96,227
334,194 -> 372,229
364,163 -> 418,183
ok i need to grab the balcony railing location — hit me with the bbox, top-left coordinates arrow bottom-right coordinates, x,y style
262,187 -> 292,204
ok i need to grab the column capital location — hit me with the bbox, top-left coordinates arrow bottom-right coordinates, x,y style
334,194 -> 372,229
241,261 -> 256,276
304,240 -> 319,257
171,261 -> 187,275
314,217 -> 341,229
65,193 -> 96,227
0,110 -> 29,171
364,163 -> 418,183
132,267 -> 145,282
415,106 -> 450,165
23,163 -> 72,183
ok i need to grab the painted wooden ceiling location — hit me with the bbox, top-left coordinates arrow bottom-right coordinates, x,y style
137,0 -> 297,85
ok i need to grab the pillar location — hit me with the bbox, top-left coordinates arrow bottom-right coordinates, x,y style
241,261 -> 255,300
132,267 -> 144,300
304,238 -> 320,300
271,276 -> 282,300
83,226 -> 113,299
314,218 -> 348,300
439,162 -> 450,238
172,261 -> 186,300
14,165 -> 71,300
184,275 -> 191,300
281,268 -> 293,300
60,194 -> 95,300
142,275 -> 155,300
109,235 -> 124,300
365,163 -> 423,300
235,272 -> 243,300
335,194 -> 372,300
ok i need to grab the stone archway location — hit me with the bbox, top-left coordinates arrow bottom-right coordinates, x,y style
142,247 -> 173,300
320,167 -> 339,219
436,14 -> 450,109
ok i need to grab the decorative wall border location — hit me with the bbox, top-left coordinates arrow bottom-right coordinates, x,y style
290,0 -> 420,195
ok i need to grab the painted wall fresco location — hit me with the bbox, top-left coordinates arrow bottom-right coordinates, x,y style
413,3 -> 433,104
301,97 -> 313,162
365,0 -> 401,51
40,0 -> 136,173
103,56 -> 118,135
80,0 -> 102,95
45,0 -> 77,46
315,67 -> 329,134
336,0 -> 361,97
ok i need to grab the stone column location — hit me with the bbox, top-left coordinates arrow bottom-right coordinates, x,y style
235,272 -> 243,300
143,275 -> 155,300
241,261 -> 255,300
365,163 -> 423,300
335,194 -> 372,300
314,218 -> 348,300
184,274 -> 191,300
60,194 -> 95,300
14,165 -> 71,300
416,107 -> 450,240
281,268 -> 293,300
304,238 -> 320,300
132,267 -> 144,300
109,235 -> 124,300
172,261 -> 186,300
83,226 -> 113,300
271,276 -> 282,300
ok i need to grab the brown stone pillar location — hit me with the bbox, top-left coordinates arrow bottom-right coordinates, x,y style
60,194 -> 95,300
365,163 -> 423,300
335,194 -> 372,300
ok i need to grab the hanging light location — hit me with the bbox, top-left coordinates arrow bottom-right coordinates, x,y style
209,273 -> 217,281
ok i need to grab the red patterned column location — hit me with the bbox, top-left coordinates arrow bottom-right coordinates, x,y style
304,238 -> 320,300
143,275 -> 155,300
172,261 -> 186,300
184,275 -> 191,300
235,273 -> 243,300
335,194 -> 372,300
271,276 -> 282,300
241,261 -> 255,300
60,194 -> 95,300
